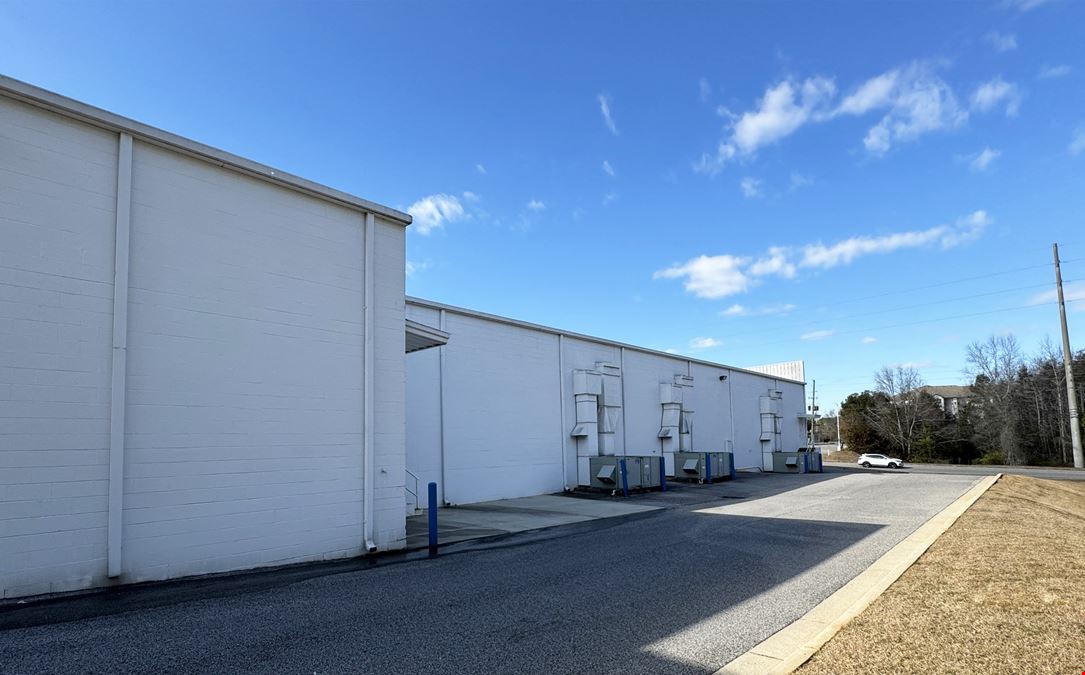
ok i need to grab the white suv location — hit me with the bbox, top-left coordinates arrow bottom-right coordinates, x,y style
857,453 -> 904,469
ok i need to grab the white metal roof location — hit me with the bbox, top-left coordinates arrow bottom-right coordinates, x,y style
0,75 -> 412,226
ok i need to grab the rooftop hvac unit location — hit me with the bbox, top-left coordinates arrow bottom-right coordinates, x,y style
588,456 -> 662,492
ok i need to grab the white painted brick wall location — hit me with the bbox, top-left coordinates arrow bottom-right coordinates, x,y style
371,217 -> 406,549
120,141 -> 372,582
404,301 -> 806,502
1,94 -> 408,597
0,96 -> 116,598
440,313 -> 564,504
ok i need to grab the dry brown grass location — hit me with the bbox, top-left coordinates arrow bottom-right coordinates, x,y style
823,450 -> 861,463
799,474 -> 1085,675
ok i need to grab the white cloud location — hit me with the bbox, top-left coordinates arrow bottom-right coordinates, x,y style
984,31 -> 1018,52
789,172 -> 814,190
689,336 -> 723,350
654,254 -> 751,299
734,77 -> 837,153
475,163 -> 487,175
740,177 -> 763,198
405,260 -> 430,276
969,146 -> 1001,172
1029,281 -> 1085,309
602,160 -> 615,177
836,70 -> 900,116
664,348 -> 682,355
971,77 -> 1021,116
861,336 -> 878,344
939,210 -> 991,248
845,64 -> 967,155
801,210 -> 990,268
722,303 -> 797,317
1038,64 -> 1071,79
462,191 -> 480,202
598,93 -> 619,135
602,192 -> 617,207
656,211 -> 989,299
695,76 -> 836,174
801,330 -> 834,341
407,193 -> 466,235
1070,127 -> 1085,156
749,247 -> 797,278
699,77 -> 711,102
527,199 -> 546,212
1003,0 -> 1053,10
696,62 -> 1022,168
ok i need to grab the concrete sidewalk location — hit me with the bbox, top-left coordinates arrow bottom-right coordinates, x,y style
405,494 -> 662,549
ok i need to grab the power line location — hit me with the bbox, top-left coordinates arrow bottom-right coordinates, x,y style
823,261 -> 1059,308
719,279 -> 1078,343
730,299 -> 1065,351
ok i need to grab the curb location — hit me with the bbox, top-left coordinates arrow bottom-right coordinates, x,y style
717,473 -> 1002,675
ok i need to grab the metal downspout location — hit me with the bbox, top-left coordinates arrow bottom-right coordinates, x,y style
439,309 -> 448,502
107,132 -> 133,578
619,347 -> 627,456
362,213 -> 376,553
558,334 -> 567,487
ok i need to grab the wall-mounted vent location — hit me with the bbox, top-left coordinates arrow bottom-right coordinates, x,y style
595,362 -> 621,377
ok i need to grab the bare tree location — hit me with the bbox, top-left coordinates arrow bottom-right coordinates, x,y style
966,334 -> 1023,464
865,365 -> 939,459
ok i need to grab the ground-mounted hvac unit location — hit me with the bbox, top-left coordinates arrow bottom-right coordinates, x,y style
768,449 -> 825,474
673,451 -> 734,483
588,455 -> 663,492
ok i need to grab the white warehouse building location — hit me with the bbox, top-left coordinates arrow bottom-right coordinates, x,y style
1,78 -> 807,600
0,77 -> 423,598
405,298 -> 807,507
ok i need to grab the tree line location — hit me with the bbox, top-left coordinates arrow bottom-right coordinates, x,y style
839,334 -> 1085,466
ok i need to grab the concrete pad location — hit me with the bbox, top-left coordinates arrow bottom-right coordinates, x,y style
405,493 -> 663,550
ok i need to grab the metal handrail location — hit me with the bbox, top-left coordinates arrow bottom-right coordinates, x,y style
404,468 -> 421,510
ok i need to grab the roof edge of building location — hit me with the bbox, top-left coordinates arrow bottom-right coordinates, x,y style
406,295 -> 806,385
0,75 -> 412,226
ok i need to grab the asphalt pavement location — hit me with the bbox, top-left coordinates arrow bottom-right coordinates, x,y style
0,469 -> 980,675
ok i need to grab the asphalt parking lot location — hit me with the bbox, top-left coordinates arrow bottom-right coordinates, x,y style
0,469 -> 980,674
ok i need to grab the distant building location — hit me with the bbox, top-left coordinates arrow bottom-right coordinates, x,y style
918,385 -> 973,417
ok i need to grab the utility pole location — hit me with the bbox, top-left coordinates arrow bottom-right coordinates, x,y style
1053,243 -> 1084,469
808,379 -> 817,449
836,410 -> 842,452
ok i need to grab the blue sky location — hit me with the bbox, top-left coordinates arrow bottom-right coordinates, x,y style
3,0 -> 1084,409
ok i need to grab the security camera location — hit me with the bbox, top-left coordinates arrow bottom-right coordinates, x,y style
719,375 -> 728,381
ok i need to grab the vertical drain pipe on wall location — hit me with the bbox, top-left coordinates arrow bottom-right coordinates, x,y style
107,132 -> 133,579
439,308 -> 448,503
557,334 -> 567,488
619,347 -> 627,456
727,369 -> 736,461
362,213 -> 377,553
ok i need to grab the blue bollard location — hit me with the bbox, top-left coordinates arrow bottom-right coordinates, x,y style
659,455 -> 667,492
705,452 -> 712,484
427,481 -> 438,556
619,458 -> 629,498
729,453 -> 737,480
